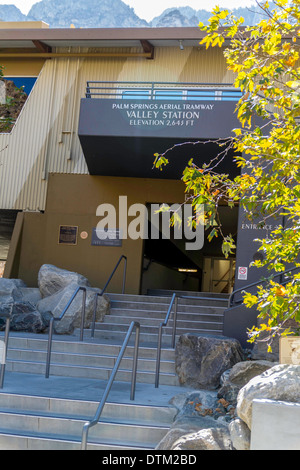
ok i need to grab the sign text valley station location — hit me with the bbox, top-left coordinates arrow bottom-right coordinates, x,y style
113,102 -> 215,127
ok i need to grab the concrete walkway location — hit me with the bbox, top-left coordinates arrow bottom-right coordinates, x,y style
0,370 -> 192,407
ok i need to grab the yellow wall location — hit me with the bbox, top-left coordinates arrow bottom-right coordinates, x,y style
0,21 -> 49,29
2,59 -> 45,77
13,173 -> 186,293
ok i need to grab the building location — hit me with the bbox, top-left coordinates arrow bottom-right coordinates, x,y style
0,22 -> 270,345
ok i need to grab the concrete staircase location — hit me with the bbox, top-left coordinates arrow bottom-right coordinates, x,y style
0,391 -> 176,450
91,292 -> 227,346
0,291 -> 227,450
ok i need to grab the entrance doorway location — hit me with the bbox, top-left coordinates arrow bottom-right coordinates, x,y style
202,257 -> 235,294
140,203 -> 238,295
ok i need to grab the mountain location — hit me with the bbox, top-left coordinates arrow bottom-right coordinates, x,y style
0,4 -> 28,22
27,0 -> 148,28
0,0 -> 274,28
151,7 -> 211,27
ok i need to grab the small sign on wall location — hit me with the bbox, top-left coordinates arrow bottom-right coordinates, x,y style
238,266 -> 248,280
58,225 -> 78,245
91,228 -> 122,247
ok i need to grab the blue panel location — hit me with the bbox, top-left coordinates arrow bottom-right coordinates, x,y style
3,77 -> 37,96
155,90 -> 183,100
122,90 -> 150,99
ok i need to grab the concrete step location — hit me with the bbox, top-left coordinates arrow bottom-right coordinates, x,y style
147,289 -> 230,299
108,308 -> 224,322
104,313 -> 223,329
7,348 -> 176,374
4,335 -> 175,360
108,292 -> 229,306
0,393 -> 176,425
109,299 -> 226,314
0,393 -> 175,450
94,321 -> 223,335
87,327 -> 222,348
2,334 -> 179,386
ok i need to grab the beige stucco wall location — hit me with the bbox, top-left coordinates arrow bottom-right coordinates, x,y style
11,173 -> 186,293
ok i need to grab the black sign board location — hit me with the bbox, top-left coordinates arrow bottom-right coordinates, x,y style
91,228 -> 122,247
58,225 -> 78,245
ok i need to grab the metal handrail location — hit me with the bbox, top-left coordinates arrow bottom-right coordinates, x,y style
85,81 -> 242,100
154,292 -> 231,388
81,321 -> 140,450
90,255 -> 127,338
228,265 -> 300,308
100,255 -> 127,296
155,293 -> 178,388
45,286 -> 87,378
0,304 -> 13,389
45,255 -> 127,376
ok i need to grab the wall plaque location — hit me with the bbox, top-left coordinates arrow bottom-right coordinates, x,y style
58,225 -> 78,245
91,228 -> 122,247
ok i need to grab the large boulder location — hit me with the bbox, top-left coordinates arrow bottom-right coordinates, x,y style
0,301 -> 46,333
0,278 -> 27,297
236,364 -> 300,429
12,287 -> 42,306
228,418 -> 251,451
0,282 -> 47,333
218,360 -> 275,406
175,334 -> 244,390
38,264 -> 91,298
156,390 -> 231,450
37,282 -> 110,334
171,427 -> 233,451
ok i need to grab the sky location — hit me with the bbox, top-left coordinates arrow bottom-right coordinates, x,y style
0,0 -> 257,21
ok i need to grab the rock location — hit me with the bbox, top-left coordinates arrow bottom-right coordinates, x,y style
229,418 -> 251,450
156,390 -> 233,450
0,301 -> 46,333
10,310 -> 45,333
0,278 -> 27,296
171,427 -> 233,450
0,303 -> 13,329
37,282 -> 110,334
175,334 -> 244,390
38,264 -> 91,298
218,360 -> 275,406
12,287 -> 42,306
236,364 -> 300,429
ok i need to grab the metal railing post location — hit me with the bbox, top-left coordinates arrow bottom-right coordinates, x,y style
172,296 -> 178,349
91,255 -> 127,338
91,293 -> 98,338
155,293 -> 176,388
80,288 -> 87,342
45,316 -> 54,379
45,287 -> 86,378
155,324 -> 163,389
45,255 -> 128,376
130,322 -> 140,401
81,321 -> 140,450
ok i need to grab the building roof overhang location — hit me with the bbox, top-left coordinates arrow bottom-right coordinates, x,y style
0,26 -> 213,59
